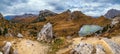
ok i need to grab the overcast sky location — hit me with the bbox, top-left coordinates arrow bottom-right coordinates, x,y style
0,0 -> 120,16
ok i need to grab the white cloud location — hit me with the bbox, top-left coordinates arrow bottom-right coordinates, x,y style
0,0 -> 120,16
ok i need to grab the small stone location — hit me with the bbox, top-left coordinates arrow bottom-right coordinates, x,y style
17,33 -> 23,38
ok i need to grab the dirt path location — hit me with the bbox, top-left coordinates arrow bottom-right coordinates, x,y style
12,39 -> 49,54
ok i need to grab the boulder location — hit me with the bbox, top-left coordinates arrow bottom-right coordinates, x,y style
72,42 -> 94,54
0,51 -> 3,54
2,42 -> 12,54
37,23 -> 53,42
5,33 -> 13,37
17,33 -> 23,38
96,45 -> 105,54
102,38 -> 120,54
13,49 -> 18,54
111,17 -> 120,25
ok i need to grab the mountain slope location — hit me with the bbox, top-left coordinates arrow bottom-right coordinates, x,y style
11,14 -> 38,23
104,9 -> 120,18
46,10 -> 111,37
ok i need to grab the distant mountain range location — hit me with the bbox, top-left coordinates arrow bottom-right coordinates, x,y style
4,9 -> 120,23
104,9 -> 120,18
4,14 -> 38,20
4,15 -> 15,20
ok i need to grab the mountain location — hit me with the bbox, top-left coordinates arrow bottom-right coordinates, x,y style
33,9 -> 57,22
46,10 -> 111,37
104,9 -> 120,18
4,15 -> 15,20
11,14 -> 38,23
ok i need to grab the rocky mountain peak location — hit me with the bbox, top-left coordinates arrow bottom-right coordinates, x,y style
39,9 -> 57,16
34,9 -> 57,22
104,9 -> 120,18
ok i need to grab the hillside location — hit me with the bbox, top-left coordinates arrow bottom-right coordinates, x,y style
46,10 -> 111,37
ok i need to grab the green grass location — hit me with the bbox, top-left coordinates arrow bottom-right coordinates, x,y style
49,38 -> 64,54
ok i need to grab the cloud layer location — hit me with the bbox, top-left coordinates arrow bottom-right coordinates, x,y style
0,0 -> 120,16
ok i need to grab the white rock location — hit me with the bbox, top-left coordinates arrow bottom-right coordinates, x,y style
13,49 -> 18,54
2,42 -> 12,54
96,44 -> 105,54
0,51 -> 3,54
111,17 -> 120,25
37,23 -> 53,42
73,42 -> 94,54
17,33 -> 23,38
102,38 -> 120,54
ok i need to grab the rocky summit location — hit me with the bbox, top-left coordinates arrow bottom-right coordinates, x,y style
104,9 -> 120,18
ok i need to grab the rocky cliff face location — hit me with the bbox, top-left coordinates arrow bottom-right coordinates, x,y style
104,9 -> 120,18
34,9 -> 57,22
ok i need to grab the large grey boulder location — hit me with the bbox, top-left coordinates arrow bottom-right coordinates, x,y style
96,45 -> 105,54
2,42 -> 12,54
37,23 -> 53,42
102,38 -> 120,54
72,42 -> 94,54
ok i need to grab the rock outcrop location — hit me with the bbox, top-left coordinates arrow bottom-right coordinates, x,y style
96,45 -> 105,54
34,9 -> 57,22
102,38 -> 120,54
37,23 -> 53,42
71,42 -> 94,54
111,16 -> 120,25
2,42 -> 12,54
71,42 -> 107,54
